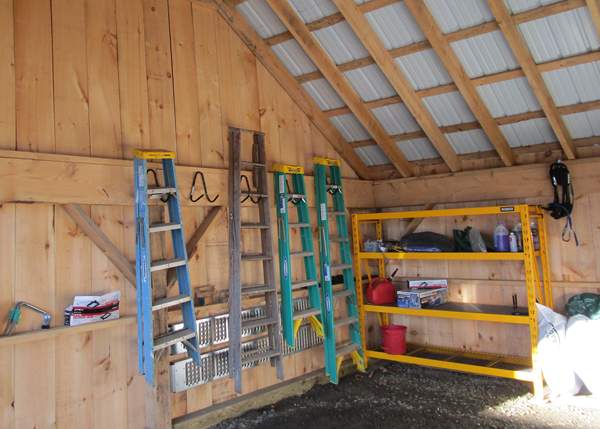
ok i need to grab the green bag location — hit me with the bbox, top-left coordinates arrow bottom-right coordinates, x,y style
566,293 -> 600,320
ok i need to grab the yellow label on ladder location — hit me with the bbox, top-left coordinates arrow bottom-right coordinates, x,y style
273,164 -> 304,174
133,149 -> 176,160
313,156 -> 340,167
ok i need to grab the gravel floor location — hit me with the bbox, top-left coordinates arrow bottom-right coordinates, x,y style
213,362 -> 600,429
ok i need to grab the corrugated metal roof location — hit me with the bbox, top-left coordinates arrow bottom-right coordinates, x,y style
423,92 -> 476,126
237,0 -> 286,39
288,0 -> 338,23
330,114 -> 371,141
354,145 -> 390,166
271,39 -> 317,76
518,7 -> 599,63
363,2 -> 425,50
477,77 -> 541,117
394,49 -> 453,90
425,0 -> 493,33
371,103 -> 420,135
500,118 -> 556,148
446,129 -> 493,154
505,0 -> 563,15
396,138 -> 440,161
451,31 -> 519,78
542,61 -> 600,106
563,109 -> 600,139
313,21 -> 369,64
302,79 -> 345,110
344,64 -> 396,102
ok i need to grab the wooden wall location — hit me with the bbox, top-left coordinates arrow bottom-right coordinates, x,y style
0,0 -> 368,427
368,159 -> 600,358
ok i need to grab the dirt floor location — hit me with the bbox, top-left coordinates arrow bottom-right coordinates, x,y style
213,362 -> 600,429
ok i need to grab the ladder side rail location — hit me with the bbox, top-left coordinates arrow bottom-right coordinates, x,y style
228,128 -> 243,393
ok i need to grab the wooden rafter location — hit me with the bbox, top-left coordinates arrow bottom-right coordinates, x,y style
210,0 -> 372,179
332,0 -> 460,171
488,0 -> 576,159
293,0 -> 585,84
405,0 -> 515,167
586,0 -> 600,42
264,0 -> 414,177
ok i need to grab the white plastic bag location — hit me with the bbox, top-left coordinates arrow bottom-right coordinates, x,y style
536,303 -> 582,396
566,314 -> 600,395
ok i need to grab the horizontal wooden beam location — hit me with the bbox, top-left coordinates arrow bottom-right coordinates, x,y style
0,149 -> 376,208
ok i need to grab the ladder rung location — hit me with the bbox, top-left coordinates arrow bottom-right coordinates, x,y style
335,316 -> 358,327
152,294 -> 191,311
335,342 -> 359,357
150,258 -> 187,272
292,280 -> 318,290
147,187 -> 177,196
331,263 -> 352,271
334,289 -> 353,299
241,223 -> 270,229
241,253 -> 272,261
293,308 -> 321,320
242,348 -> 280,364
328,211 -> 345,216
241,284 -> 276,295
149,222 -> 181,233
287,193 -> 305,199
240,161 -> 266,169
153,328 -> 196,351
242,191 -> 268,198
290,251 -> 313,257
330,235 -> 349,242
242,316 -> 278,330
327,185 -> 341,191
289,223 -> 311,228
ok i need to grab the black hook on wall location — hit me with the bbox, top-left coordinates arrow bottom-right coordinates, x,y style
189,171 -> 220,203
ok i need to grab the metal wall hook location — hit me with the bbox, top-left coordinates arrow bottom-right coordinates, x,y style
240,174 -> 261,204
190,171 -> 220,203
146,168 -> 170,202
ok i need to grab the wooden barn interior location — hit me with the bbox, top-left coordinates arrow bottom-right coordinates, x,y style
1,0 -> 600,428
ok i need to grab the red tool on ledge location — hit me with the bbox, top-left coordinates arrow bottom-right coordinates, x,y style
366,268 -> 398,305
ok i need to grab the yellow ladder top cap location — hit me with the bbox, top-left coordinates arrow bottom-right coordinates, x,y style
133,149 -> 176,159
273,164 -> 304,174
313,156 -> 340,166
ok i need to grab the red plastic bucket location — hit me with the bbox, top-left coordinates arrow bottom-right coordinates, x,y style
381,324 -> 407,355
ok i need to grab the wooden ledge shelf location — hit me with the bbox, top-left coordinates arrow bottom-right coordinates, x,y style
357,251 -> 528,261
364,302 -> 530,324
0,316 -> 136,348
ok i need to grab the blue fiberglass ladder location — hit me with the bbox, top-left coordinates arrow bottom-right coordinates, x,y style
134,149 -> 200,385
273,164 -> 324,347
313,157 -> 365,384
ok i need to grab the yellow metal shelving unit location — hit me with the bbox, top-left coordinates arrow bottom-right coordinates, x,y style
351,205 -> 552,399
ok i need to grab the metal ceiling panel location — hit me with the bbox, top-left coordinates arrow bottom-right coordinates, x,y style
542,61 -> 600,106
451,31 -> 519,78
237,0 -> 287,39
396,138 -> 440,161
563,109 -> 600,139
477,77 -> 541,117
364,2 -> 426,50
271,39 -> 317,76
425,0 -> 493,34
505,0 -> 563,14
394,49 -> 453,90
355,145 -> 390,166
371,103 -> 420,135
288,0 -> 338,23
518,8 -> 599,63
499,118 -> 556,148
423,92 -> 476,126
313,21 -> 369,65
302,79 -> 345,110
343,64 -> 396,102
445,129 -> 493,154
330,113 -> 371,141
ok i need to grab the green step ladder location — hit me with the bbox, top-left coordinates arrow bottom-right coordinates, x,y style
313,157 -> 365,384
273,164 -> 324,348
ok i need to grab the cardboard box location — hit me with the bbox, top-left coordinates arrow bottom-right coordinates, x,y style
408,279 -> 448,289
397,288 -> 448,309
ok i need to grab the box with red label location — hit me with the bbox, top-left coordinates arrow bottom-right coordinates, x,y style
397,288 -> 448,309
408,279 -> 448,289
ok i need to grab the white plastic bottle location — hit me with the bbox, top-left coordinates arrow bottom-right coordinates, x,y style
494,222 -> 510,252
513,223 -> 523,252
530,221 -> 540,251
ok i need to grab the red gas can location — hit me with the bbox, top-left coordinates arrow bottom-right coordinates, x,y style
381,324 -> 407,355
366,277 -> 396,305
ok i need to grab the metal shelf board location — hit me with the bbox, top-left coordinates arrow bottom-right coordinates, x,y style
357,251 -> 525,261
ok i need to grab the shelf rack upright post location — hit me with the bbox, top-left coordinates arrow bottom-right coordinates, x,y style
351,205 -> 552,399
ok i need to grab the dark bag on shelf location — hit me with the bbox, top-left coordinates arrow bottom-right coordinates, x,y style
400,231 -> 454,252
567,293 -> 600,320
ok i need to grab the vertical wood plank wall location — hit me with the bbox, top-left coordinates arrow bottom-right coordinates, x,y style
0,0 -> 358,427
